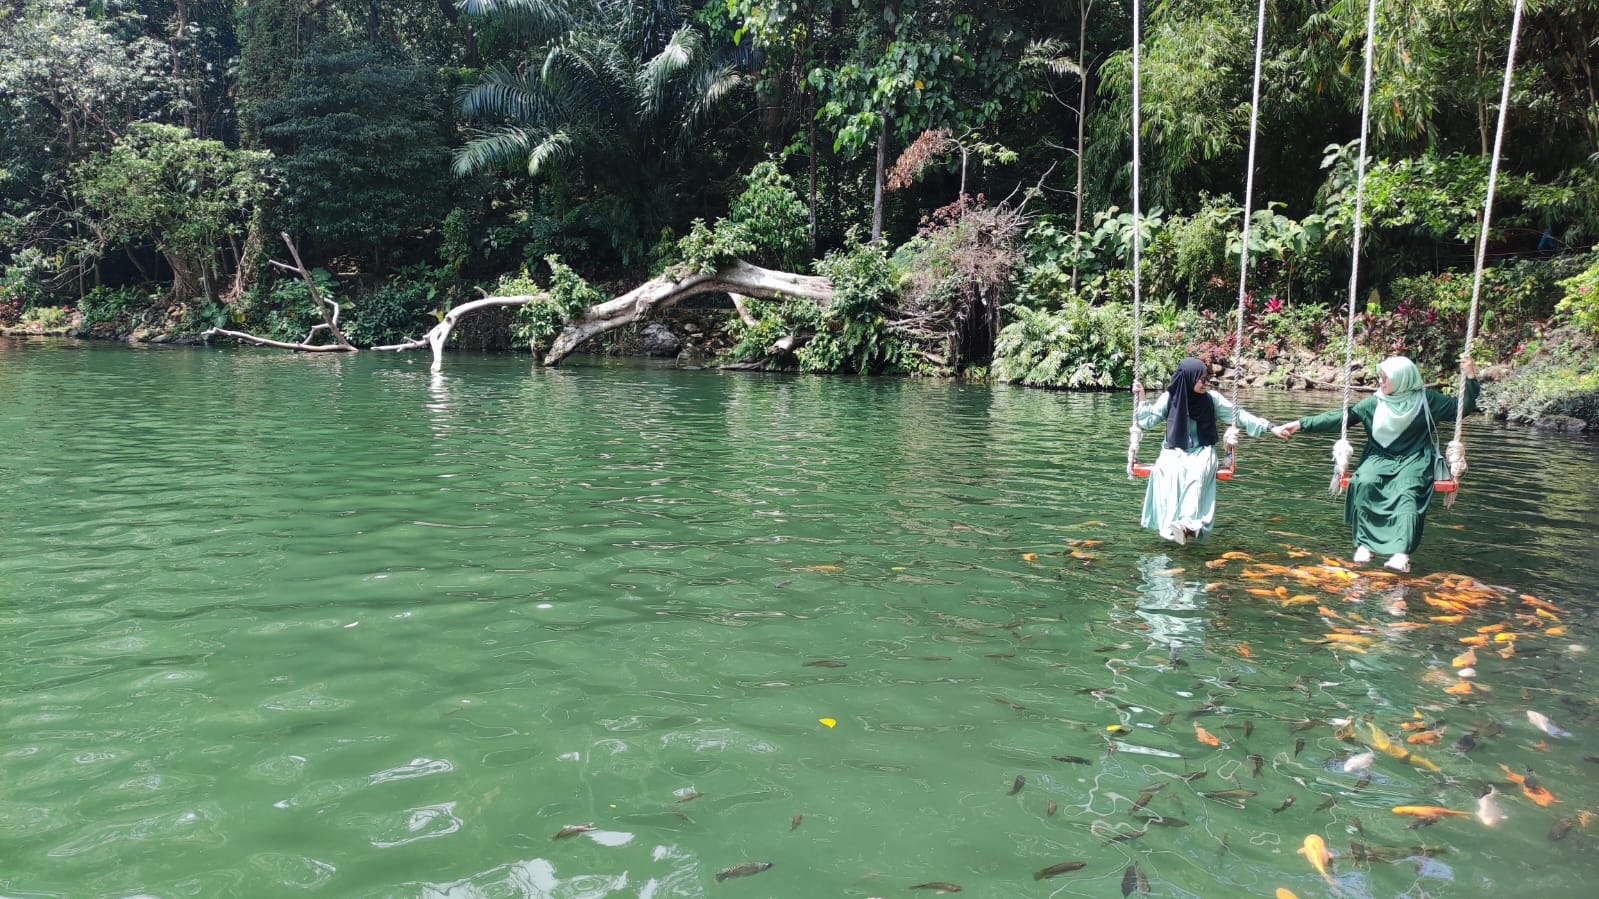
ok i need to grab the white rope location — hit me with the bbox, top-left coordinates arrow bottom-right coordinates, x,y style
1449,0 -> 1524,506
1224,0 -> 1268,476
1333,0 -> 1380,496
1127,0 -> 1145,478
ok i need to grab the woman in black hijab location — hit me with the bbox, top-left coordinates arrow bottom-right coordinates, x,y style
1133,358 -> 1273,544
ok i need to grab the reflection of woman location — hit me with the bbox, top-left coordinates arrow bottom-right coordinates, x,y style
1135,553 -> 1206,649
1133,358 -> 1273,545
1273,355 -> 1479,572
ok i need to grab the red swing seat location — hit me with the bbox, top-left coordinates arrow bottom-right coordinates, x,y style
1338,472 -> 1458,493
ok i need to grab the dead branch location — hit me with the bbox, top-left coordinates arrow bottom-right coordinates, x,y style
543,259 -> 832,366
202,233 -> 356,353
373,294 -> 541,372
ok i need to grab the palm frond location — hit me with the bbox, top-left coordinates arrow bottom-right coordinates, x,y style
457,0 -> 577,37
457,65 -> 561,125
638,25 -> 702,118
452,126 -> 536,176
1023,38 -> 1084,78
525,130 -> 574,177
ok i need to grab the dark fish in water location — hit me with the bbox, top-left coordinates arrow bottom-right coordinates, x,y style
993,696 -> 1025,709
1354,771 -> 1372,790
985,653 -> 1016,659
1272,796 -> 1295,814
1350,839 -> 1449,863
804,660 -> 848,668
1315,795 -> 1336,811
1136,782 -> 1168,795
1129,792 -> 1154,813
552,823 -> 595,840
1549,816 -> 1577,841
1047,799 -> 1058,817
1294,738 -> 1306,757
922,656 -> 952,661
1291,718 -> 1326,732
715,861 -> 773,882
1225,722 -> 1255,739
909,882 -> 962,892
1052,755 -> 1092,765
1008,775 -> 1026,796
1248,754 -> 1265,777
774,579 -> 794,588
1097,824 -> 1147,844
675,790 -> 702,803
790,814 -> 802,832
1076,686 -> 1117,694
1180,769 -> 1208,782
1480,720 -> 1504,739
1199,789 -> 1256,808
1133,814 -> 1189,827
1034,861 -> 1086,880
1522,768 -> 1540,791
1121,863 -> 1151,896
1157,710 -> 1176,726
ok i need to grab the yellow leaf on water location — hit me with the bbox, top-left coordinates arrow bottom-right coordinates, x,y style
819,718 -> 836,728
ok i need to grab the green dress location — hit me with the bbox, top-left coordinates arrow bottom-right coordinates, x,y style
1295,379 -> 1479,554
1135,393 -> 1272,543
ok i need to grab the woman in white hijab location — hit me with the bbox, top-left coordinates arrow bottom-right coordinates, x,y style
1273,355 -> 1478,571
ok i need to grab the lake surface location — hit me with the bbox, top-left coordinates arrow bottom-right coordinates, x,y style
3,338 -> 1597,898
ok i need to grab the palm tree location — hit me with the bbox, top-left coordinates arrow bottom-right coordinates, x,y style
454,0 -> 743,262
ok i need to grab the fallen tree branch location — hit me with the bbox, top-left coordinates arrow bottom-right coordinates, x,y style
543,259 -> 833,366
373,294 -> 542,372
203,233 -> 356,352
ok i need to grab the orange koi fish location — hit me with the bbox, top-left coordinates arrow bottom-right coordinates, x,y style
1194,722 -> 1221,747
1500,764 -> 1558,806
1392,805 -> 1469,818
1296,834 -> 1336,889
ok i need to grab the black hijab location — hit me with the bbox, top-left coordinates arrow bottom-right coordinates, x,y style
1164,357 -> 1217,450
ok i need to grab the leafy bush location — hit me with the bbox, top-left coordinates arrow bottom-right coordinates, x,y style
508,256 -> 601,353
1479,327 -> 1599,425
260,268 -> 340,342
1554,252 -> 1599,335
17,305 -> 71,331
797,243 -> 900,374
992,301 -> 1189,389
76,286 -> 147,331
343,280 -> 438,347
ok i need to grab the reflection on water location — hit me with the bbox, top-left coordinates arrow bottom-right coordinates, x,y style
1,339 -> 1597,898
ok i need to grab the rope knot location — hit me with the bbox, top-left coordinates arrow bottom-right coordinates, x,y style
1126,424 -> 1144,479
1330,438 -> 1354,496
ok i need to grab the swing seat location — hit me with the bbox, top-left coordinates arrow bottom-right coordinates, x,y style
1132,461 -> 1235,481
1338,473 -> 1458,493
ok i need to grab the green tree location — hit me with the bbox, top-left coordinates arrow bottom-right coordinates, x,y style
73,122 -> 271,301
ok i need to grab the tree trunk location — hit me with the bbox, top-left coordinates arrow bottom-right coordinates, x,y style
543,260 -> 833,366
1072,0 -> 1091,296
872,116 -> 888,243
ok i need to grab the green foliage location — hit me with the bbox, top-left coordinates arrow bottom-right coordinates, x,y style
1479,327 -> 1599,425
76,286 -> 148,331
992,301 -> 1189,389
17,304 -> 70,331
73,123 -> 271,298
798,243 -> 901,374
727,161 -> 809,270
673,218 -> 756,277
508,256 -> 600,351
343,280 -> 439,347
256,47 -> 453,263
260,268 -> 340,343
1554,252 -> 1599,335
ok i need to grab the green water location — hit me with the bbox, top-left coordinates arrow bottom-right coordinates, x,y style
3,338 -> 1597,899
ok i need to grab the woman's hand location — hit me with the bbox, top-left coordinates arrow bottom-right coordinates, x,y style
1459,354 -> 1477,379
1132,380 -> 1145,404
1272,421 -> 1301,439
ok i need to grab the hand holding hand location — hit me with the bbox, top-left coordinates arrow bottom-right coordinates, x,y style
1272,421 -> 1300,439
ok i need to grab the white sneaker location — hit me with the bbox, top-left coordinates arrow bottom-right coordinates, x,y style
1352,546 -> 1373,564
1161,522 -> 1186,546
1384,553 -> 1410,573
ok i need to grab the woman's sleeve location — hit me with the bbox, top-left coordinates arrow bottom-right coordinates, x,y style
1215,395 -> 1272,436
1298,397 -> 1372,434
1135,393 -> 1169,429
1429,378 -> 1480,422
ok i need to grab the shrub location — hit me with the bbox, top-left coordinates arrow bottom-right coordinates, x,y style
992,301 -> 1190,389
343,280 -> 438,347
1478,327 -> 1599,425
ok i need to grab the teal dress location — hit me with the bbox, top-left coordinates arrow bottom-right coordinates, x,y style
1296,379 -> 1479,554
1135,393 -> 1272,543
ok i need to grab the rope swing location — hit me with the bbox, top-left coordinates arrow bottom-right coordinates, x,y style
1129,0 -> 1267,482
1334,0 -> 1524,505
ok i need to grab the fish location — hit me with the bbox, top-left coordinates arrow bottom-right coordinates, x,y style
1047,799 -> 1058,817
1392,805 -> 1469,818
1549,816 -> 1577,841
1481,720 -> 1504,739
1199,789 -> 1256,808
1157,710 -> 1176,726
1354,771 -> 1372,790
1343,751 -> 1376,773
791,813 -> 802,831
1350,839 -> 1449,863
797,564 -> 841,572
1273,796 -> 1296,814
1499,764 -> 1557,805
1133,814 -> 1190,827
993,697 -> 1025,710
1034,861 -> 1086,880
803,660 -> 848,668
1475,786 -> 1506,826
1194,723 -> 1221,746
1294,738 -> 1306,757
1296,834 -> 1335,887
1022,552 -> 1039,562
1121,863 -> 1150,896
1129,792 -> 1154,813
909,882 -> 962,892
715,861 -> 773,882
552,823 -> 595,840
1008,775 -> 1026,796
1315,795 -> 1336,811
674,790 -> 702,803
1291,718 -> 1325,732
1180,769 -> 1208,782
1248,754 -> 1265,777
1276,890 -> 1300,899
1527,710 -> 1571,737
1052,754 -> 1092,765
